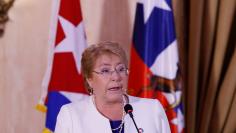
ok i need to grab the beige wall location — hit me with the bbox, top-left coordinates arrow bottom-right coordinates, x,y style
81,0 -> 136,56
0,0 -> 136,132
0,0 -> 52,132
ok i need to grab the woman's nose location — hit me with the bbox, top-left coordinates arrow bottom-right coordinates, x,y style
110,70 -> 122,81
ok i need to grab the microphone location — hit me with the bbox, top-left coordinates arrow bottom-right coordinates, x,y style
124,104 -> 141,133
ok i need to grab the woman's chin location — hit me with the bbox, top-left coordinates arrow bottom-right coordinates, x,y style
106,93 -> 123,103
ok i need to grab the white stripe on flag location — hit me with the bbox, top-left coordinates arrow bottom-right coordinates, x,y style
150,40 -> 179,79
60,91 -> 89,103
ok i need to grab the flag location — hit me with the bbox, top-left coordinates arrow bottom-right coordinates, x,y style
36,0 -> 89,132
128,0 -> 184,132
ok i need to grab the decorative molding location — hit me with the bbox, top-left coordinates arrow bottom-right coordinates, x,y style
0,0 -> 15,37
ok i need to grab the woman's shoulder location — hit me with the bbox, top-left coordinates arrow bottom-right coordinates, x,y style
128,95 -> 161,105
60,95 -> 91,112
128,95 -> 164,112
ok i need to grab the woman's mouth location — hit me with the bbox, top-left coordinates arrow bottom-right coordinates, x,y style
108,87 -> 122,91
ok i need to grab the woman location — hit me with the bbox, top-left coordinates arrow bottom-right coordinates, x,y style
55,42 -> 171,133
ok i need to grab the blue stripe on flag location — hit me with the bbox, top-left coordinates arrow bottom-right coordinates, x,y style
45,91 -> 71,131
133,3 -> 176,67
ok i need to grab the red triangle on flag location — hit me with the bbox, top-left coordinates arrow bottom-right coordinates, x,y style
55,20 -> 65,46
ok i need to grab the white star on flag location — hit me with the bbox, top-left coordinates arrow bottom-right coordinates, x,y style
138,0 -> 171,22
162,90 -> 182,105
54,16 -> 87,73
171,108 -> 184,133
177,108 -> 185,133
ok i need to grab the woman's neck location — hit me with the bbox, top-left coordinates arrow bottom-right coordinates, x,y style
93,97 -> 124,120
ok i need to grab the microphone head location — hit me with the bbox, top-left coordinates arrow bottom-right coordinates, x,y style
124,104 -> 133,114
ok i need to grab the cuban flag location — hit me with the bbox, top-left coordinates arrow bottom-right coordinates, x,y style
36,0 -> 89,132
128,0 -> 184,132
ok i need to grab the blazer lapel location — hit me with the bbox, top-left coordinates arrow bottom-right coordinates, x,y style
82,97 -> 112,133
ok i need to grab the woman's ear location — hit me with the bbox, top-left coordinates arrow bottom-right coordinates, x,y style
86,78 -> 94,95
86,78 -> 93,88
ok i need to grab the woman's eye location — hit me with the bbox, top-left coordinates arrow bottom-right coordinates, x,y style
101,69 -> 110,74
117,67 -> 126,72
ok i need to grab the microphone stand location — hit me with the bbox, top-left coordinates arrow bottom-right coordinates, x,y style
129,113 -> 140,133
124,104 -> 141,133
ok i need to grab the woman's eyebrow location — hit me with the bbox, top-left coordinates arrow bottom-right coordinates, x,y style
98,63 -> 111,67
98,62 -> 123,67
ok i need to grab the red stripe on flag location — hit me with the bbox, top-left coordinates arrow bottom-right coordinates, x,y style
48,53 -> 87,94
128,45 -> 152,96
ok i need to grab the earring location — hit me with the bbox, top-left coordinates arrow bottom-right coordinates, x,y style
89,88 -> 93,95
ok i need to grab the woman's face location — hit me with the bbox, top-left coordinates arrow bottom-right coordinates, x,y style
87,53 -> 128,104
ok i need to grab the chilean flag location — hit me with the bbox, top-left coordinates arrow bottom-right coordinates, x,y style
37,0 -> 89,132
128,0 -> 184,132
